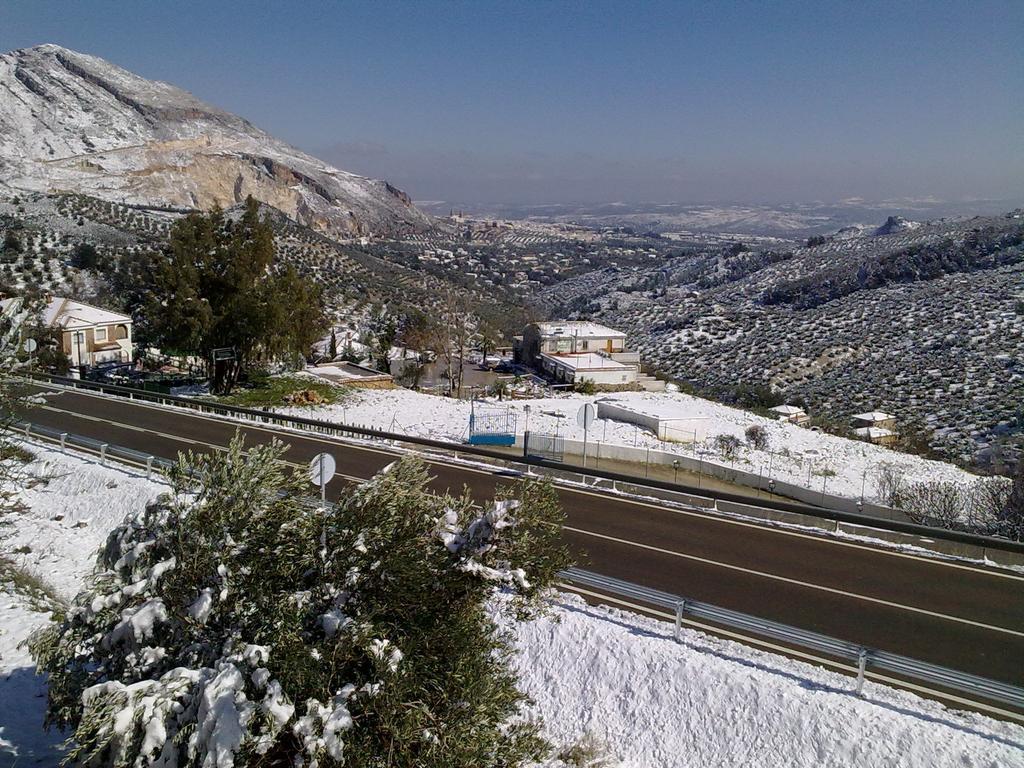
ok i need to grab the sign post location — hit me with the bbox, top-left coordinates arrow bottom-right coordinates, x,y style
576,403 -> 596,468
308,452 -> 336,506
22,337 -> 37,369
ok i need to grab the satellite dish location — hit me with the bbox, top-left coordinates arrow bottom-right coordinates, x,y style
308,453 -> 336,488
576,403 -> 596,430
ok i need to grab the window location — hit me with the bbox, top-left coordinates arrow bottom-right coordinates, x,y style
94,327 -> 107,342
581,340 -> 589,350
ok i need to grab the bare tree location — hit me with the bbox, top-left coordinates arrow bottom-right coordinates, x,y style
996,458 -> 1024,541
895,477 -> 1011,533
715,434 -> 742,462
429,290 -> 477,397
871,463 -> 907,507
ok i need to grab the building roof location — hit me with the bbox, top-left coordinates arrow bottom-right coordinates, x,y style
533,320 -> 626,339
540,352 -> 630,371
44,298 -> 131,330
852,411 -> 896,423
770,404 -> 807,416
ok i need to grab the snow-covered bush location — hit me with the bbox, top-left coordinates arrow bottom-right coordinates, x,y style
744,424 -> 769,451
31,436 -> 570,767
714,434 -> 741,461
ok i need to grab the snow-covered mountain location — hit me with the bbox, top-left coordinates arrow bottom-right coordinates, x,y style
0,44 -> 434,237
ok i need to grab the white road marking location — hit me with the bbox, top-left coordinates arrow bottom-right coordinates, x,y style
562,525 -> 1024,637
36,404 -> 366,484
37,388 -> 1024,582
31,402 -> 1024,635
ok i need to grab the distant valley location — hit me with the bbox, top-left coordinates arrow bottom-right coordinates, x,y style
1,44 -> 1022,468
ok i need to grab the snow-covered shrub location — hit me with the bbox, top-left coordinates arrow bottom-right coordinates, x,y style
714,434 -> 741,461
31,436 -> 570,767
744,424 -> 769,451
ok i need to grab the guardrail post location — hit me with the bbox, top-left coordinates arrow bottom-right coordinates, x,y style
100,444 -> 109,466
146,455 -> 154,480
24,423 -> 32,438
855,647 -> 869,695
674,600 -> 686,641
60,432 -> 68,450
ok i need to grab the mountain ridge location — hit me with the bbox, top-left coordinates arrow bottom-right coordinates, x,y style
0,44 -> 433,238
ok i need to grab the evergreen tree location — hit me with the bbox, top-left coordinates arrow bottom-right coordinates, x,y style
141,197 -> 324,392
329,328 -> 338,360
31,437 -> 571,767
71,243 -> 100,270
3,229 -> 22,254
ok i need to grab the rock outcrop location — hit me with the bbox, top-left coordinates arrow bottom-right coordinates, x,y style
0,44 -> 433,238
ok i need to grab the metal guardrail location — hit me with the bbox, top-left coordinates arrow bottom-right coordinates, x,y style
21,372 -> 1024,556
17,420 -> 175,478
558,567 -> 1024,719
16,420 -> 1024,720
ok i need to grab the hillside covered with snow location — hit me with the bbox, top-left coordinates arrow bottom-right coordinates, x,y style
0,44 -> 434,238
282,384 -> 979,504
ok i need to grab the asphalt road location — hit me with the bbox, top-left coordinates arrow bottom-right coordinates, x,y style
19,386 -> 1024,690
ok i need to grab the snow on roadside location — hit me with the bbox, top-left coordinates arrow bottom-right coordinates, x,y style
0,442 -> 165,763
499,593 -> 1024,768
281,385 -> 978,503
3,441 -> 1021,767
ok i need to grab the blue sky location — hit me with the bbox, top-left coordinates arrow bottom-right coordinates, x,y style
2,0 -> 1022,205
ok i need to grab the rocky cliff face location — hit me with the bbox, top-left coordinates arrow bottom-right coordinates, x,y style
0,44 -> 434,237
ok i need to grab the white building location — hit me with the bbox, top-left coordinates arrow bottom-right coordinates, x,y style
538,351 -> 638,388
770,404 -> 810,425
519,320 -> 630,361
3,296 -> 133,368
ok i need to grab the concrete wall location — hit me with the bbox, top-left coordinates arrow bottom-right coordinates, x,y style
518,432 -> 904,520
512,438 -> 1024,567
596,401 -> 709,443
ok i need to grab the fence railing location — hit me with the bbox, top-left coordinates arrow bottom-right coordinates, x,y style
16,420 -> 175,479
20,372 -> 1024,557
558,567 -> 1024,721
16,419 -> 1024,721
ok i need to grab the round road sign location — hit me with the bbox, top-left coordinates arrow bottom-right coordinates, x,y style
576,403 -> 597,430
309,453 -> 336,487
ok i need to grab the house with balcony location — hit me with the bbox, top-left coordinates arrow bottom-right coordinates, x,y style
515,320 -> 663,391
49,297 -> 134,368
3,296 -> 134,369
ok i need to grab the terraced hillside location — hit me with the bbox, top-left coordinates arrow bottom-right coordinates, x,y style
543,213 -> 1024,465
0,191 -> 515,331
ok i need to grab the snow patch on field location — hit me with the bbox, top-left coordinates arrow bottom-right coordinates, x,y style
282,386 -> 978,503
0,443 -> 165,762
500,593 -> 1024,768
3,442 -> 1021,767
